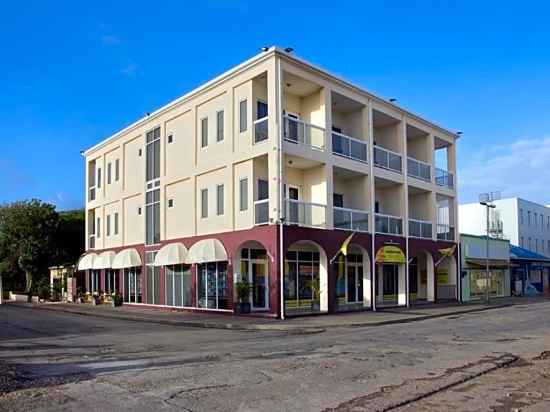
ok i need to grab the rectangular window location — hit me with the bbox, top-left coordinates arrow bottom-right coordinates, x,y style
168,134 -> 173,144
520,237 -> 524,247
115,159 -> 120,181
201,189 -> 208,218
106,215 -> 111,237
107,163 -> 112,185
146,127 -> 161,182
216,110 -> 224,142
239,178 -> 248,211
239,99 -> 247,132
216,184 -> 224,216
528,211 -> 531,226
168,199 -> 174,208
146,251 -> 161,305
145,189 -> 160,245
333,193 -> 344,208
97,217 -> 101,238
201,117 -> 208,148
258,179 -> 269,201
97,168 -> 102,189
257,100 -> 268,119
520,209 -> 524,224
114,212 -> 119,235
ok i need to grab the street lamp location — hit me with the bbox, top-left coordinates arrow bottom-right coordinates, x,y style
479,192 -> 500,304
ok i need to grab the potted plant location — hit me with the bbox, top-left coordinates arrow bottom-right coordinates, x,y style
235,279 -> 251,314
111,292 -> 123,308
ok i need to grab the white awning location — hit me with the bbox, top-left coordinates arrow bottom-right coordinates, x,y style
185,239 -> 228,264
77,253 -> 98,271
93,251 -> 117,269
154,243 -> 188,267
112,248 -> 142,269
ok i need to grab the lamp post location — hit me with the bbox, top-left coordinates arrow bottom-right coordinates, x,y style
479,192 -> 500,304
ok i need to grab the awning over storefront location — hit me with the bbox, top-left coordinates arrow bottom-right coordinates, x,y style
465,258 -> 509,269
93,251 -> 117,269
112,248 -> 142,269
77,253 -> 98,271
154,243 -> 188,267
186,239 -> 228,264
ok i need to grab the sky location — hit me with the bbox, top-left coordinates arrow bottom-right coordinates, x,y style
1,0 -> 550,210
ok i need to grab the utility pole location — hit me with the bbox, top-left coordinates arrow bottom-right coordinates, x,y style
479,192 -> 500,304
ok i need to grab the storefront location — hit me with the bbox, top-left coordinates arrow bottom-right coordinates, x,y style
460,234 -> 511,302
375,245 -> 407,307
510,245 -> 550,296
334,245 -> 368,312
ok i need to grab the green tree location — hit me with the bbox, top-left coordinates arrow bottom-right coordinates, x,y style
0,200 -> 60,292
55,209 -> 85,266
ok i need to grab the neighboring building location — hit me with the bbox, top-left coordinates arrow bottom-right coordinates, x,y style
77,47 -> 460,317
459,198 -> 550,257
510,245 -> 550,296
460,234 -> 511,302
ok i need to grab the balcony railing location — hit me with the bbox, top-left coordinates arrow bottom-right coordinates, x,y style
332,132 -> 368,163
374,146 -> 402,173
285,199 -> 326,228
334,207 -> 369,232
435,168 -> 454,189
409,219 -> 433,239
254,199 -> 269,225
253,117 -> 268,144
89,235 -> 95,249
88,187 -> 96,202
375,213 -> 403,235
283,115 -> 325,150
407,157 -> 431,182
437,224 -> 455,241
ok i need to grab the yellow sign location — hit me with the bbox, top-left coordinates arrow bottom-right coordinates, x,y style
437,268 -> 449,284
375,245 -> 406,264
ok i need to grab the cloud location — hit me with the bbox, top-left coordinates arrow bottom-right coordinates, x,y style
121,62 -> 138,77
459,136 -> 550,204
101,34 -> 120,45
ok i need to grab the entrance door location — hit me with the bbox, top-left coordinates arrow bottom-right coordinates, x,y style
124,268 -> 141,304
377,264 -> 398,305
346,264 -> 363,304
252,261 -> 268,310
287,186 -> 300,225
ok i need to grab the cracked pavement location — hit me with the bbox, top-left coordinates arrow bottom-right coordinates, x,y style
1,301 -> 550,411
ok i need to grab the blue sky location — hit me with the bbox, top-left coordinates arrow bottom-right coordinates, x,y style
1,1 -> 550,209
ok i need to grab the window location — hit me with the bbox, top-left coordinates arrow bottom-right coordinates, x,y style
536,239 -> 539,252
216,110 -> 224,142
88,161 -> 97,201
115,159 -> 120,182
106,215 -> 111,237
138,149 -> 142,157
165,264 -> 193,307
520,236 -> 524,247
528,211 -> 531,226
146,127 -> 161,182
529,237 -> 532,250
535,213 -> 538,229
258,179 -> 269,201
114,213 -> 119,235
548,240 -> 550,253
97,217 -> 101,238
201,189 -> 208,218
97,168 -> 102,189
138,207 -> 142,216
107,163 -> 112,184
333,193 -> 344,208
146,252 -> 161,305
168,134 -> 173,144
239,178 -> 248,211
547,216 -> 549,230
201,117 -> 208,148
520,209 -> 524,225
197,262 -> 228,309
257,101 -> 268,119
239,99 -> 247,132
146,189 -> 160,245
216,184 -> 224,216
168,199 -> 174,208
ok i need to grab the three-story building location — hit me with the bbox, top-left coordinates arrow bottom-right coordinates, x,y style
77,47 -> 460,317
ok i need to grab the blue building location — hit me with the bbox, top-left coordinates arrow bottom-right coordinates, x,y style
510,245 -> 550,296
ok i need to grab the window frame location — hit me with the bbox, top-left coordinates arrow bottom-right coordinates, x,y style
201,117 -> 208,148
216,184 -> 225,216
216,110 -> 224,142
239,99 -> 248,133
201,188 -> 208,219
239,178 -> 248,212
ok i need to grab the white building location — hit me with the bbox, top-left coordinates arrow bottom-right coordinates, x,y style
459,197 -> 550,257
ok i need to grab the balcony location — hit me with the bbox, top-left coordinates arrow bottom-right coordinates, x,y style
374,146 -> 402,174
254,199 -> 269,225
409,219 -> 433,239
285,199 -> 326,228
407,157 -> 431,182
437,224 -> 455,241
253,117 -> 268,144
334,207 -> 369,232
375,213 -> 403,235
436,168 -> 454,189
332,132 -> 368,163
283,115 -> 325,150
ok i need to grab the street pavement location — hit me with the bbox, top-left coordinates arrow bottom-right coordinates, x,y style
1,300 -> 550,411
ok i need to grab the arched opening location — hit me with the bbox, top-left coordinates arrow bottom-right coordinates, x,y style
375,245 -> 407,307
436,254 -> 458,301
234,240 -> 271,312
285,240 -> 328,315
334,244 -> 371,311
408,250 -> 435,304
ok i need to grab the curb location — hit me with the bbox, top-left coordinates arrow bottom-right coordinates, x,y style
10,301 -> 514,333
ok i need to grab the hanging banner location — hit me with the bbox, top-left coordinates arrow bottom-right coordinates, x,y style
375,245 -> 406,264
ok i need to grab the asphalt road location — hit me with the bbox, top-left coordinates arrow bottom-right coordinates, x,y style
1,301 -> 550,411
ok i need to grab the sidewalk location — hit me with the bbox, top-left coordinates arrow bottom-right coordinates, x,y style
9,296 -> 549,333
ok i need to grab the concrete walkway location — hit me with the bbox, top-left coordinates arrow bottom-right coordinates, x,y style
9,296 -> 548,332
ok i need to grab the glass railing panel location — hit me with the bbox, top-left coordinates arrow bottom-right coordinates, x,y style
254,199 -> 269,225
253,117 -> 268,143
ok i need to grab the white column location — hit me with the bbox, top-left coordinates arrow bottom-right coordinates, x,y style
363,254 -> 372,307
427,253 -> 435,302
377,265 -> 384,303
320,252 -> 329,313
398,264 -> 407,305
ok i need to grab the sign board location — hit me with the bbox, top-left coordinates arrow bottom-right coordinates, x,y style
376,245 -> 406,264
437,268 -> 449,285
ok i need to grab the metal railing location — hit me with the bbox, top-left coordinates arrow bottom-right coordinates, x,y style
334,207 -> 369,232
285,199 -> 326,228
253,117 -> 268,143
283,115 -> 325,150
374,146 -> 402,173
375,213 -> 403,235
409,219 -> 433,239
436,224 -> 455,241
254,199 -> 269,225
332,132 -> 368,163
407,157 -> 431,182
435,168 -> 454,189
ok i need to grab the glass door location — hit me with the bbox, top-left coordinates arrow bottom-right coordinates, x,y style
287,186 -> 299,224
252,262 -> 268,310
